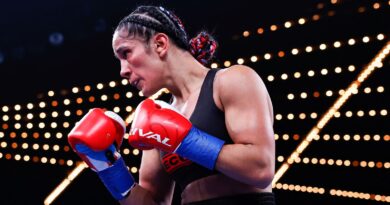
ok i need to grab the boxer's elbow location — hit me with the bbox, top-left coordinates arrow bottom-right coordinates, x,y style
253,168 -> 274,189
252,156 -> 274,189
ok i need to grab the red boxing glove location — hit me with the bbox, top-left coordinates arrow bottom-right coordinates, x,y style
68,108 -> 125,171
129,99 -> 192,153
68,108 -> 136,200
129,99 -> 225,170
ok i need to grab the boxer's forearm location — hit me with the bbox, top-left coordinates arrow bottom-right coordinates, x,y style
119,184 -> 160,205
215,143 -> 274,189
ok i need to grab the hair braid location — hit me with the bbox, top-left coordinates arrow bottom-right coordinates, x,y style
115,5 -> 218,67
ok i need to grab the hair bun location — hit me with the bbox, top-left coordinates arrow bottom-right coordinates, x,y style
189,31 -> 217,66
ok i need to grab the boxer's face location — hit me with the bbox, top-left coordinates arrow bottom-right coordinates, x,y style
112,30 -> 165,96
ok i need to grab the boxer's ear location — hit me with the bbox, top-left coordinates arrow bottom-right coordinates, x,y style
153,33 -> 169,58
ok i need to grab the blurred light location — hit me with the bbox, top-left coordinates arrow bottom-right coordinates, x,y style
64,110 -> 71,117
284,21 -> 292,28
269,25 -> 277,31
72,87 -> 79,93
348,65 -> 355,72
133,149 -> 140,155
211,63 -> 218,68
52,111 -> 59,118
51,101 -> 58,107
109,81 -> 116,88
63,122 -> 69,128
2,106 -> 9,112
51,122 -> 58,128
243,31 -> 250,37
362,36 -> 370,43
49,32 -> 64,46
97,83 -> 104,89
126,106 -> 133,112
224,61 -> 231,67
66,160 -> 74,166
56,132 -> 63,139
76,98 -> 83,104
27,103 -> 34,109
39,102 -> 46,108
377,34 -> 385,40
326,90 -> 333,97
250,56 -> 258,62
48,91 -> 55,97
126,92 -> 133,98
83,85 -> 91,92
131,167 -> 138,173
0,51 -> 4,64
257,28 -> 264,34
40,112 -> 46,119
348,38 -> 356,45
39,122 -> 46,129
101,95 -> 108,101
2,115 -> 9,121
121,79 -> 128,86
14,104 -> 21,111
312,14 -> 320,21
53,145 -> 60,151
328,11 -> 336,16
298,18 -> 306,24
63,99 -> 70,105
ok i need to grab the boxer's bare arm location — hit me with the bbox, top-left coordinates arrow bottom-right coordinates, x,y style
120,149 -> 175,205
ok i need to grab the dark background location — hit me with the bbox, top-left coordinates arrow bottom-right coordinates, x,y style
0,0 -> 389,204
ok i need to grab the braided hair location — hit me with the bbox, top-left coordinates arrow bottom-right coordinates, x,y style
115,6 -> 217,66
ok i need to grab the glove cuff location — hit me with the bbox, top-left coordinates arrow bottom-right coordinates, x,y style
175,127 -> 225,170
97,157 -> 135,200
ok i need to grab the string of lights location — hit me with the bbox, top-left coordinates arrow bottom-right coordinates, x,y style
272,41 -> 389,187
274,108 -> 388,121
274,182 -> 390,203
238,1 -> 388,38
285,86 -> 385,100
274,134 -> 389,142
266,64 -> 359,82
211,33 -> 387,68
276,156 -> 390,169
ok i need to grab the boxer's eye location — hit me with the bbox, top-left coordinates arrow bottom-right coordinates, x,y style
121,50 -> 130,59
